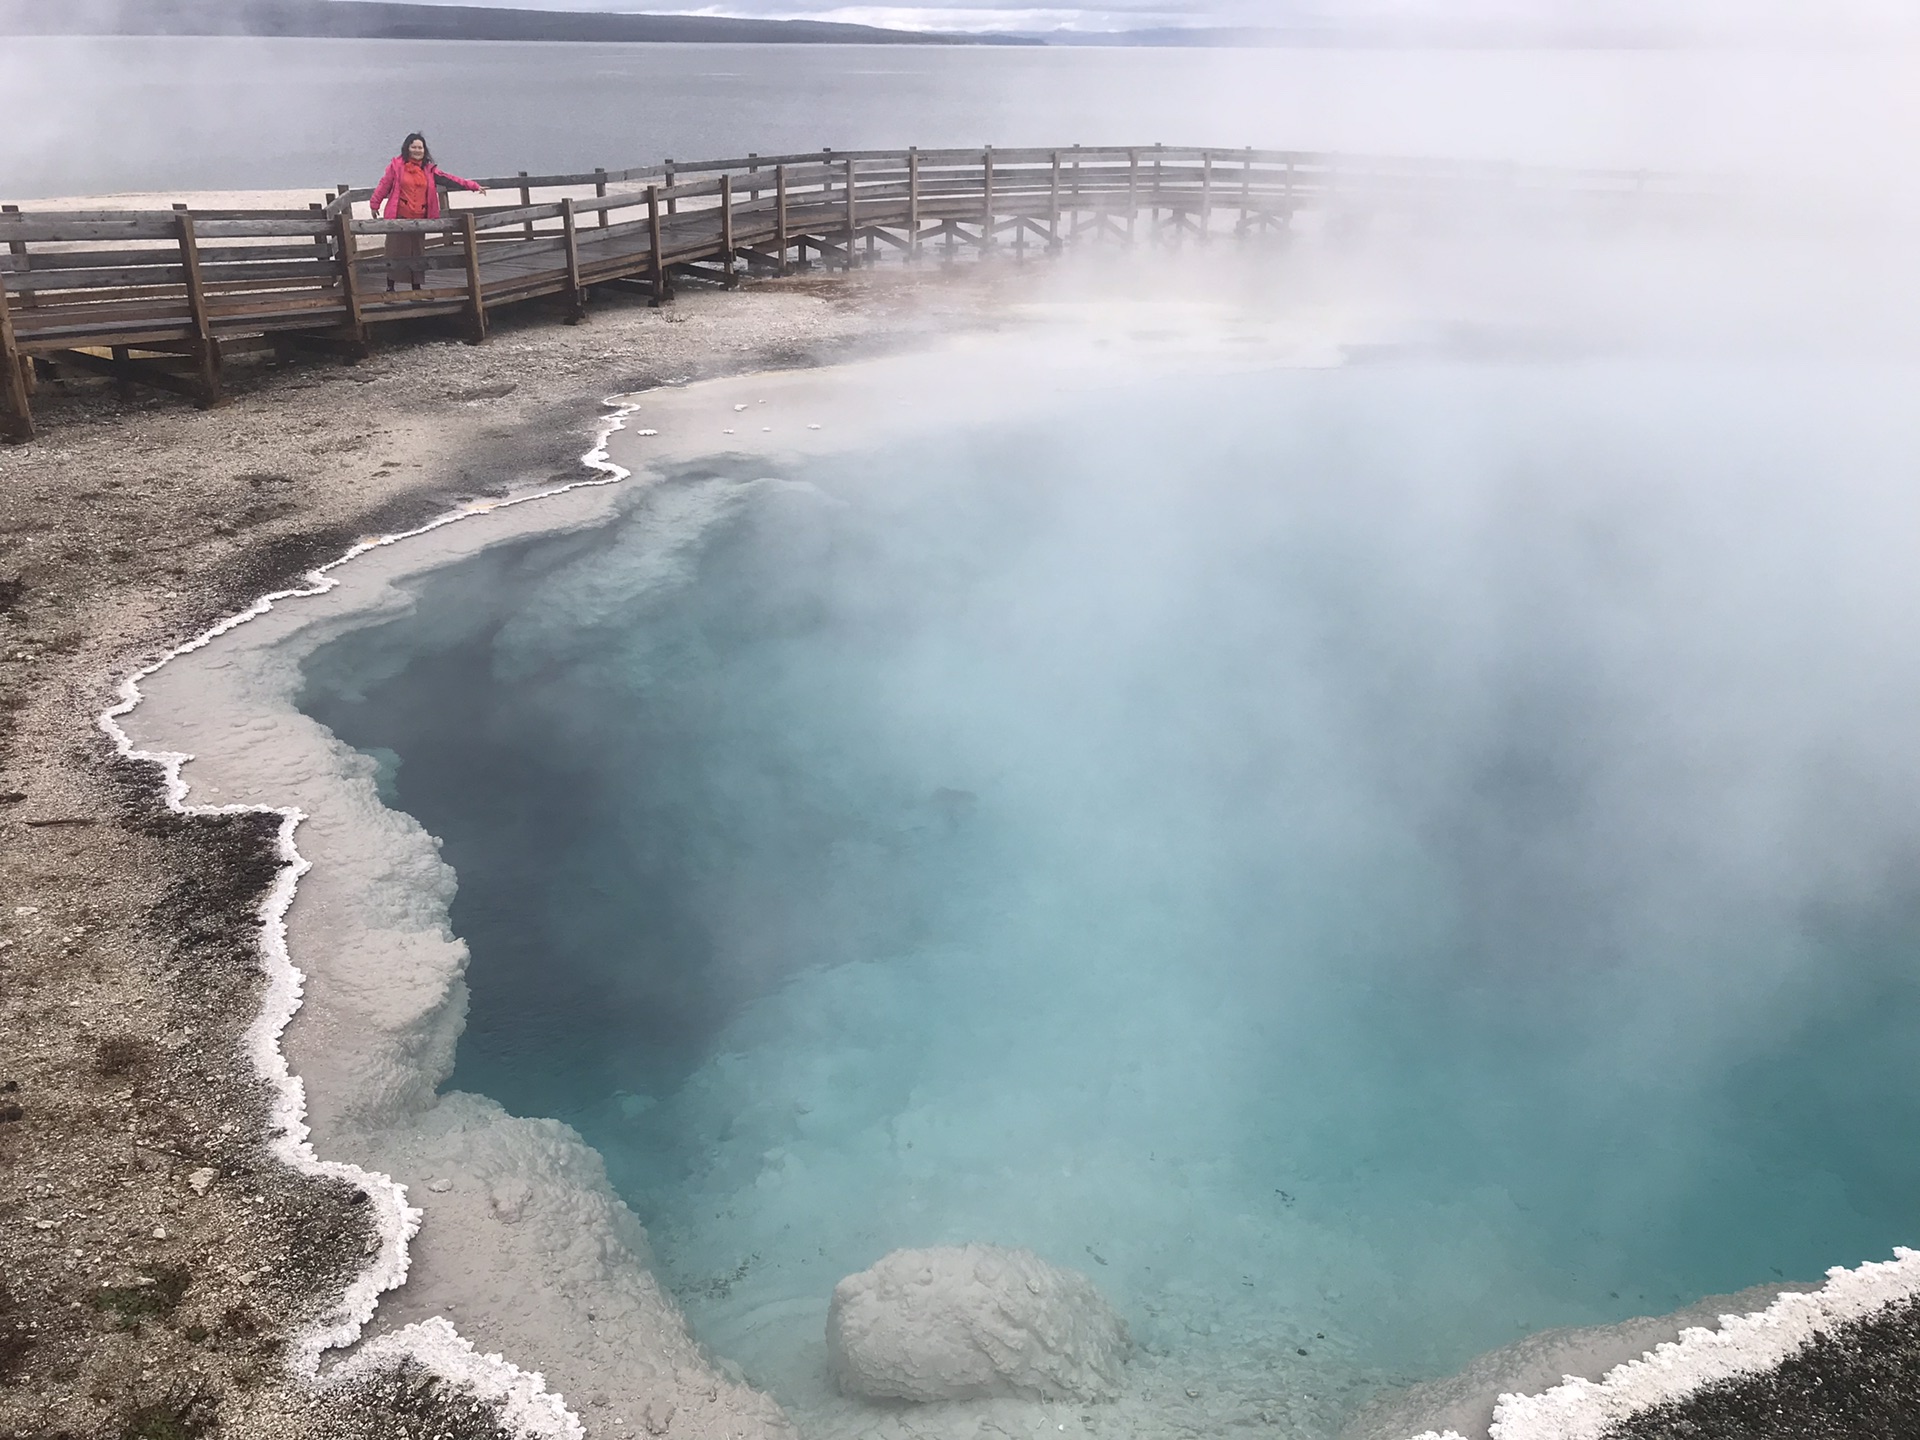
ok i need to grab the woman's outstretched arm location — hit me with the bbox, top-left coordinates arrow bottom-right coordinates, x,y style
433,167 -> 490,194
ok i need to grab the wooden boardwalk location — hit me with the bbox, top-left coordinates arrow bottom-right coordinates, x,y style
0,145 -> 1706,440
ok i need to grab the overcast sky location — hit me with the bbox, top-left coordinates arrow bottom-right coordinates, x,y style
365,0 -> 1920,39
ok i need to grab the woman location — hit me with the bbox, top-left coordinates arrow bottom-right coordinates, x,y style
370,133 -> 489,292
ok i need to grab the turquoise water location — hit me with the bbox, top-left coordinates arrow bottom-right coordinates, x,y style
301,355 -> 1920,1433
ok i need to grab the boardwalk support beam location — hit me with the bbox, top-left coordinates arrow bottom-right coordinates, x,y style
562,197 -> 586,321
173,208 -> 223,408
1049,152 -> 1062,252
334,213 -> 369,354
774,165 -> 790,274
459,213 -> 488,343
844,158 -> 858,271
647,185 -> 671,304
982,148 -> 995,251
719,175 -> 738,288
0,270 -> 30,442
907,150 -> 921,261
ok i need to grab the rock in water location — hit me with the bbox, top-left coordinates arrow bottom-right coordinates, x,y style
827,1244 -> 1130,1403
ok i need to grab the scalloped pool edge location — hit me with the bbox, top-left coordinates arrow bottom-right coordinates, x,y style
92,396 -> 648,1440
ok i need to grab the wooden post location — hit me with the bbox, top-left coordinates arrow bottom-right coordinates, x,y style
774,164 -> 790,274
334,212 -> 368,351
595,167 -> 609,229
458,212 -> 488,343
1048,151 -> 1061,251
1151,146 -> 1163,243
2,205 -> 34,313
1241,147 -> 1251,234
173,207 -> 222,407
646,183 -> 670,304
308,202 -> 336,292
518,171 -> 534,241
0,204 -> 36,401
843,157 -> 858,271
0,268 -> 30,443
1201,151 -> 1213,241
718,174 -> 738,287
561,197 -> 586,322
907,149 -> 920,261
1127,149 -> 1139,243
1070,146 -> 1082,239
982,147 -> 995,250
664,160 -> 677,217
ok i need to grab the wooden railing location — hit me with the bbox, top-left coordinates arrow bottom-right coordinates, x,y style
0,145 -> 1713,441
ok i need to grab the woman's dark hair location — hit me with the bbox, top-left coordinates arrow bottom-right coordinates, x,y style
400,132 -> 433,165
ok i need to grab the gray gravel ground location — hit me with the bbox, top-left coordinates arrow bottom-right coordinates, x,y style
1606,1298 -> 1920,1440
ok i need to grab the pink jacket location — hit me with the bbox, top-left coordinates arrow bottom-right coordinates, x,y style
370,156 -> 484,221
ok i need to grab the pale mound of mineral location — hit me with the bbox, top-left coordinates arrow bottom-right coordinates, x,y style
826,1244 -> 1130,1403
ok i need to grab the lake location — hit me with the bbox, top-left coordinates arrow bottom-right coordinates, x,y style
5,37 -> 1918,198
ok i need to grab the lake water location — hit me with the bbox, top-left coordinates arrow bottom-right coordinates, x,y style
5,37 -> 1920,199
297,321 -> 1920,1436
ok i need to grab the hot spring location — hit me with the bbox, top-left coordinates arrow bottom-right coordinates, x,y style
297,323 -> 1920,1436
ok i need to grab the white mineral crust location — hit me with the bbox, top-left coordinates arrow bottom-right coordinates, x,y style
826,1244 -> 1130,1403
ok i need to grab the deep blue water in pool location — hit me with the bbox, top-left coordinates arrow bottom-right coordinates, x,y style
300,355 -> 1920,1431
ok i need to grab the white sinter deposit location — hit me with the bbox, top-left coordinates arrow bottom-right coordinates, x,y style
109,390 -> 798,1440
827,1245 -> 1130,1403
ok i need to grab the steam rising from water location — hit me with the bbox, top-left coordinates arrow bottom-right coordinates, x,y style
302,321 -> 1920,1433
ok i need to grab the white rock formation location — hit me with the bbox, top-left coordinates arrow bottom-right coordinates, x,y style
1341,1281 -> 1805,1440
826,1244 -> 1130,1403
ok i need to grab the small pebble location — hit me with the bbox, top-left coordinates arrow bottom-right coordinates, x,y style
152,1226 -> 167,1240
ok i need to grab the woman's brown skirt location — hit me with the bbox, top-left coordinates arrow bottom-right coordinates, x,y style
384,231 -> 427,286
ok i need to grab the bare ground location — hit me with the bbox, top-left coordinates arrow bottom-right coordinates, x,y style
0,264 -> 1020,1440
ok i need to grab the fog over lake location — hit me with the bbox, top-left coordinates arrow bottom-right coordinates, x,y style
5,36 -> 1920,197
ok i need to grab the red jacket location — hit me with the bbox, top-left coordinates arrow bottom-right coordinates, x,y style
370,156 -> 483,221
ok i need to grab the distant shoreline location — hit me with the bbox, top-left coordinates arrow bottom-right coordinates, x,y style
4,0 -> 1897,50
0,0 -> 1026,47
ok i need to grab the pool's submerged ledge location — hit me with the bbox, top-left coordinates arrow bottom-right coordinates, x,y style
104,332 -> 1920,1440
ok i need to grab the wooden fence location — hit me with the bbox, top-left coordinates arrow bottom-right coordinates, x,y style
0,145 -> 1707,441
